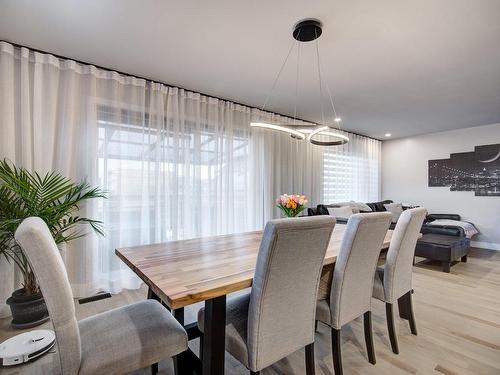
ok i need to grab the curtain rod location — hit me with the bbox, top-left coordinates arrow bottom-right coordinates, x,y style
1,39 -> 380,142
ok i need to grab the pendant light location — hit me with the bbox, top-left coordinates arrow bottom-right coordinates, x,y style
250,19 -> 349,146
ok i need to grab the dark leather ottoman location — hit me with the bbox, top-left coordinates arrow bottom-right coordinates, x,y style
415,233 -> 471,272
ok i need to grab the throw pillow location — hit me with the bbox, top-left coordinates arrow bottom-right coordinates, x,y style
330,203 -> 360,213
350,200 -> 372,212
384,203 -> 403,223
330,201 -> 362,213
327,206 -> 354,219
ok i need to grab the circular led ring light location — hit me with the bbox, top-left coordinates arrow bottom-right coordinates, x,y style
250,122 -> 306,140
307,126 -> 349,146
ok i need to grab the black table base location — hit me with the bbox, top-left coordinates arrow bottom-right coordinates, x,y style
148,287 -> 227,375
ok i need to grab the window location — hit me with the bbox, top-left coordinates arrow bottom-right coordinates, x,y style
322,140 -> 380,204
95,103 -> 251,279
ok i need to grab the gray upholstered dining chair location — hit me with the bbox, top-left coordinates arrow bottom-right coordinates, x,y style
197,216 -> 336,375
372,207 -> 427,354
315,212 -> 392,375
14,217 -> 188,375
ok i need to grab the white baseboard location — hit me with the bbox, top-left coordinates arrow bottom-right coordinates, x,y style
470,240 -> 500,251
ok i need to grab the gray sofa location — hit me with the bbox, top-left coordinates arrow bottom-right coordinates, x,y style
307,200 -> 397,228
308,205 -> 472,273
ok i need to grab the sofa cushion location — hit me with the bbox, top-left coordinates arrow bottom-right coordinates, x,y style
426,214 -> 461,221
425,219 -> 478,239
421,225 -> 465,237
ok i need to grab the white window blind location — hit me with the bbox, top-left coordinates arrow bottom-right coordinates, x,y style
322,134 -> 381,204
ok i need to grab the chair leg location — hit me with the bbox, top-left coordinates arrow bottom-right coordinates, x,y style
385,303 -> 400,354
407,292 -> 418,335
151,362 -> 158,374
331,328 -> 343,375
398,291 -> 418,335
305,342 -> 315,375
363,311 -> 376,364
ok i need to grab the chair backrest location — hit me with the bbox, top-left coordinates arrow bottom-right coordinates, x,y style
329,212 -> 392,328
383,207 -> 427,302
247,216 -> 336,371
15,217 -> 81,374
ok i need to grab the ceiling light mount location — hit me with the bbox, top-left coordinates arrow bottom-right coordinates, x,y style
293,19 -> 323,42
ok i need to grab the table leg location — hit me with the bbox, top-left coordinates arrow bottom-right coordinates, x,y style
202,295 -> 227,375
148,288 -> 201,374
173,308 -> 190,375
148,287 -> 172,311
174,308 -> 184,324
148,287 -> 161,302
148,287 -> 162,374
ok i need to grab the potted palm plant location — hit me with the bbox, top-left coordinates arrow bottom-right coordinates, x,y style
0,159 -> 106,328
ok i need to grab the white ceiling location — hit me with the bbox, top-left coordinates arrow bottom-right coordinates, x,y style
1,0 -> 500,139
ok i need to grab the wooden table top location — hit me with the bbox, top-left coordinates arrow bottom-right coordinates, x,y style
116,225 -> 393,309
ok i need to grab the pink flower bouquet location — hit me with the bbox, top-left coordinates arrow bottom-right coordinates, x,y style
276,194 -> 308,217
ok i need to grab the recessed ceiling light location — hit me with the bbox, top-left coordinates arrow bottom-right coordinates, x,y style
334,117 -> 342,123
385,133 -> 392,137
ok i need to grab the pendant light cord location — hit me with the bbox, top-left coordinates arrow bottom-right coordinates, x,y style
293,41 -> 301,124
316,33 -> 341,130
324,65 -> 342,132
326,81 -> 339,121
261,39 -> 297,113
315,31 -> 326,127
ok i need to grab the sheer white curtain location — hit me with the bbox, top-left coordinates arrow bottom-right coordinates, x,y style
249,112 -> 325,222
0,42 -> 149,316
0,42 -> 380,317
96,88 -> 323,265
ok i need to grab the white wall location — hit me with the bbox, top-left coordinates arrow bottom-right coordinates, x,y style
382,123 -> 500,250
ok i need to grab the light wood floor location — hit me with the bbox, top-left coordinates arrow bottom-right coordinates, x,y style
1,248 -> 499,375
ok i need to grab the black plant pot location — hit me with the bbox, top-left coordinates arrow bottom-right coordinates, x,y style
6,288 -> 49,329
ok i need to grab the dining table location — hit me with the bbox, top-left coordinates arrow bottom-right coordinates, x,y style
116,224 -> 394,375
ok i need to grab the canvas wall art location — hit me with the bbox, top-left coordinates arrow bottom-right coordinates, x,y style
428,143 -> 500,196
